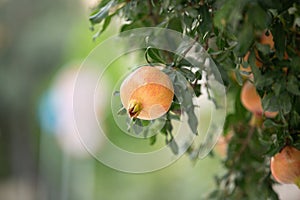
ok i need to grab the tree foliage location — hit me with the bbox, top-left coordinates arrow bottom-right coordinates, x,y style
90,0 -> 300,199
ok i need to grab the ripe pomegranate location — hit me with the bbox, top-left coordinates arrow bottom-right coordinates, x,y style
240,81 -> 278,118
260,31 -> 274,49
214,132 -> 232,158
271,146 -> 300,188
240,31 -> 288,76
240,32 -> 274,74
120,66 -> 174,120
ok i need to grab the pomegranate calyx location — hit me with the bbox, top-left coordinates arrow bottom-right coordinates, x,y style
128,100 -> 143,118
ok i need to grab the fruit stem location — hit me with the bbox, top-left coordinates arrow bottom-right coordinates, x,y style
128,100 -> 143,118
249,114 -> 263,127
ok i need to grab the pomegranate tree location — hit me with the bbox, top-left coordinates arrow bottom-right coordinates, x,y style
90,0 -> 300,198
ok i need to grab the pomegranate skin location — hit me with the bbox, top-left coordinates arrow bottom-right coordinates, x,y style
214,133 -> 232,158
270,146 -> 300,188
120,66 -> 174,120
240,81 -> 278,118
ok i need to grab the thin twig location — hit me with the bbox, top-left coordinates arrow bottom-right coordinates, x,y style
182,35 -> 200,58
148,0 -> 159,25
233,126 -> 255,163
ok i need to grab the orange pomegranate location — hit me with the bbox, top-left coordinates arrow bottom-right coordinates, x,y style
214,132 -> 233,158
260,31 -> 274,49
270,146 -> 300,188
240,81 -> 278,118
240,31 -> 289,75
120,66 -> 174,120
241,32 -> 274,72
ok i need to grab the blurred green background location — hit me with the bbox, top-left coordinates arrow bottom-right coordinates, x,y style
0,0 -> 224,199
1,0 -> 300,199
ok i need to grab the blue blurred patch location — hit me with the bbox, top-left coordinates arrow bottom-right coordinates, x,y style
38,90 -> 57,134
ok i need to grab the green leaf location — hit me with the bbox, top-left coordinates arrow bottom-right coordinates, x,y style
263,119 -> 285,128
234,69 -> 243,86
199,5 -> 213,35
187,108 -> 198,135
167,17 -> 183,33
145,47 -> 165,64
101,15 -> 112,31
174,40 -> 195,63
248,4 -> 270,30
213,0 -> 243,31
290,111 -> 300,129
249,50 -> 262,79
161,0 -> 170,10
195,70 -> 202,80
262,92 -> 279,112
161,119 -> 172,136
92,16 -> 112,40
179,67 -> 195,81
173,71 -> 187,90
258,0 -> 281,9
149,135 -> 157,145
168,137 -> 179,155
117,107 -> 127,115
120,20 -> 144,32
168,112 -> 180,121
278,92 -> 292,114
193,84 -> 201,97
89,0 -> 115,25
224,114 -> 236,133
113,91 -> 120,96
271,21 -> 285,60
265,143 -> 281,156
273,82 -> 282,96
232,87 -> 248,120
216,37 -> 226,50
256,43 -> 271,56
255,76 -> 274,89
287,75 -> 300,96
131,119 -> 143,134
249,51 -> 273,88
272,58 -> 290,68
172,71 -> 198,134
182,15 -> 194,30
291,56 -> 300,72
177,58 -> 192,67
234,24 -> 254,56
97,0 -> 112,7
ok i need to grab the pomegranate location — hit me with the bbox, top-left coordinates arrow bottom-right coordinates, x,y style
241,31 -> 288,74
120,66 -> 174,120
270,146 -> 300,188
240,81 -> 278,118
214,132 -> 232,158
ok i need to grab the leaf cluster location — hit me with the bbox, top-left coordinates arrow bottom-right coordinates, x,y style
90,0 -> 300,198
